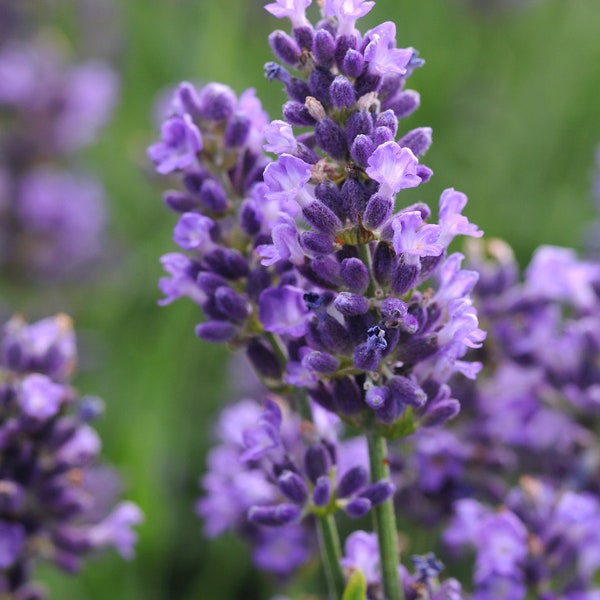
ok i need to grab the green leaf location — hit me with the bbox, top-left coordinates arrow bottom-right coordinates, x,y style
376,406 -> 416,440
342,569 -> 367,600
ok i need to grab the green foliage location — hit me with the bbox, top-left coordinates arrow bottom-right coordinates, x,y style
342,569 -> 368,600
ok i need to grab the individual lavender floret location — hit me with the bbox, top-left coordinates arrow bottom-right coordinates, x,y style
0,314 -> 142,598
340,530 -> 465,600
444,477 -> 600,599
0,38 -> 117,280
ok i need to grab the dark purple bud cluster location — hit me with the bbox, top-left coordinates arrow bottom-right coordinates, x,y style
240,399 -> 393,523
197,392 -> 397,576
0,34 -> 117,280
0,315 -> 142,598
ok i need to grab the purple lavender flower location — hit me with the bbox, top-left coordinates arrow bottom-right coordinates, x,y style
340,530 -> 465,599
0,38 -> 116,281
363,23 -> 414,76
197,397 -> 317,575
391,211 -> 444,259
366,142 -> 422,198
263,153 -> 314,207
340,530 -> 381,585
15,167 -> 107,277
324,0 -> 376,36
445,478 -> 600,598
0,315 -> 142,597
147,114 -> 202,175
265,0 -> 312,29
153,0 -> 484,440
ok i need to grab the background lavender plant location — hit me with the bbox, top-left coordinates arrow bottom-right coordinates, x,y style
0,31 -> 118,282
0,314 -> 142,599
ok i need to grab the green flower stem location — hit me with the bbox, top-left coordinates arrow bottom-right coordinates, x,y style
265,331 -> 288,368
367,432 -> 404,600
317,513 -> 345,600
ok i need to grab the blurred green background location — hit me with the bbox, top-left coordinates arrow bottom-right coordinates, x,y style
3,0 -> 600,598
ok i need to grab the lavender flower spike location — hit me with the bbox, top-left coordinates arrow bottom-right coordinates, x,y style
0,314 -> 142,597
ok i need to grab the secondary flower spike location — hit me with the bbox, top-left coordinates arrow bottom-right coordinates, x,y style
0,315 -> 142,598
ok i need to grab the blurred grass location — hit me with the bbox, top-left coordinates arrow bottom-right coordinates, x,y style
4,0 -> 600,598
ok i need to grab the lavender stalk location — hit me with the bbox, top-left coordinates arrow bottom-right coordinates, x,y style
317,514 -> 345,599
368,432 -> 403,600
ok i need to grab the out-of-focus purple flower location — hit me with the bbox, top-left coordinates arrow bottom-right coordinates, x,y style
253,524 -> 313,577
19,374 -> 67,420
55,61 -> 119,152
238,88 -> 270,152
340,530 -> 381,585
0,315 -> 142,595
16,167 -> 106,277
474,511 -> 528,582
445,478 -> 600,598
86,502 -> 144,560
524,245 -> 600,311
0,521 -> 25,570
1,313 -> 76,380
0,36 -> 116,283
